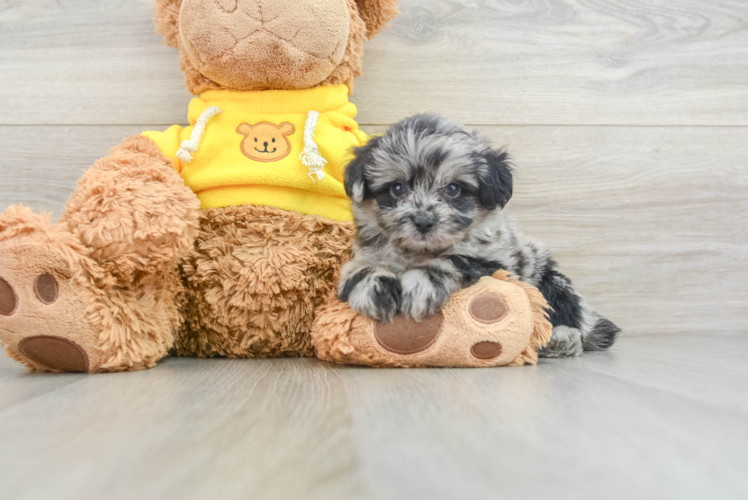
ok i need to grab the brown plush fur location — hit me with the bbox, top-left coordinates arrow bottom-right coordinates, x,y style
311,270 -> 552,368
176,205 -> 354,358
154,0 -> 396,94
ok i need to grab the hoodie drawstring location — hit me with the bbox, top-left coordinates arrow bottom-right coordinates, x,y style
300,110 -> 327,182
176,106 -> 223,163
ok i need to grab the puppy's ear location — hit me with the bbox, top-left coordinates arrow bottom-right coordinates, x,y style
478,148 -> 513,210
345,136 -> 382,203
355,0 -> 400,39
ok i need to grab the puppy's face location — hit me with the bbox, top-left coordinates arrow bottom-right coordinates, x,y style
345,114 -> 513,255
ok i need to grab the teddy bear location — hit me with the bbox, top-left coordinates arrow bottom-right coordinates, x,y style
0,0 -> 553,373
0,0 -> 400,373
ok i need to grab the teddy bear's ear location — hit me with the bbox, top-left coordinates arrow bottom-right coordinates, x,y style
153,0 -> 183,48
355,0 -> 400,39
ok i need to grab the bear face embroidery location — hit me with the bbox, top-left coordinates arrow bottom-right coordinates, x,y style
237,122 -> 296,162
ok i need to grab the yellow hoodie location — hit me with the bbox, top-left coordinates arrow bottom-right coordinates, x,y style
143,85 -> 367,222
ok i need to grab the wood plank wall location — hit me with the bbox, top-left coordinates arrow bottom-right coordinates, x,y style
0,0 -> 746,337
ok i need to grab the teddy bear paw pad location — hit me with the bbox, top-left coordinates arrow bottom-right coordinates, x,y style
0,277 -> 18,316
18,336 -> 89,372
374,313 -> 443,354
34,273 -> 59,304
470,341 -> 502,360
468,293 -> 508,323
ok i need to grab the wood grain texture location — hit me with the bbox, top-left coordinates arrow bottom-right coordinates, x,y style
1,334 -> 747,500
356,0 -> 748,125
1,0 -> 747,125
1,125 -> 745,337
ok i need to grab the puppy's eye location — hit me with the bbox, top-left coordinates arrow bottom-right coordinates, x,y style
254,138 -> 258,142
272,138 -> 276,143
390,182 -> 406,198
444,183 -> 462,198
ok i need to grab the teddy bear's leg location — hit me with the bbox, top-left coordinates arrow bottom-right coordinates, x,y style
312,271 -> 553,368
0,136 -> 200,372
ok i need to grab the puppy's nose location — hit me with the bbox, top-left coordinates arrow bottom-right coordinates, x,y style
413,216 -> 436,234
263,142 -> 269,147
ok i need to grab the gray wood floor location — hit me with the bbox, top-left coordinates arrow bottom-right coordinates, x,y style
1,334 -> 747,500
1,1 -> 747,498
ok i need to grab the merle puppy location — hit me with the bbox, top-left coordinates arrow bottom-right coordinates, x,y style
338,113 -> 620,357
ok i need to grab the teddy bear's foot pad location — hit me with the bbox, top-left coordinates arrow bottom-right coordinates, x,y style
470,341 -> 502,359
374,314 -> 444,355
18,336 -> 90,372
0,277 -> 18,315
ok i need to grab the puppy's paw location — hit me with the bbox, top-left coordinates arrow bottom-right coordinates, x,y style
537,326 -> 583,358
340,267 -> 402,323
400,269 -> 453,322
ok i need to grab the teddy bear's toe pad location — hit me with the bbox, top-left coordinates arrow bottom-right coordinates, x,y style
471,341 -> 503,359
374,314 -> 443,354
469,293 -> 508,323
18,336 -> 89,373
34,274 -> 59,304
0,278 -> 18,316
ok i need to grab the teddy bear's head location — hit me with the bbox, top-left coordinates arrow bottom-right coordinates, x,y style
154,0 -> 399,94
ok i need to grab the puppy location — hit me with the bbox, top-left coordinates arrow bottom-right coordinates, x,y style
338,113 -> 620,357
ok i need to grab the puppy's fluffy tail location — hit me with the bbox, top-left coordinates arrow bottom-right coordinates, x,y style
582,314 -> 621,351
